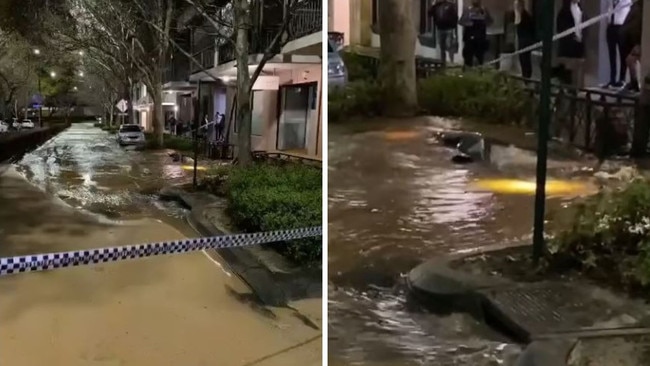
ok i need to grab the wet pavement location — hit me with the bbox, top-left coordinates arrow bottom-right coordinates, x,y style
328,117 -> 590,365
0,123 -> 321,366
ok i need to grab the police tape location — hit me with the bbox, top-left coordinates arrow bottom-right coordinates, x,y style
0,226 -> 322,276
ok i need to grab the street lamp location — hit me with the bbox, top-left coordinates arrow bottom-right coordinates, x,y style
78,51 -> 84,56
50,71 -> 56,78
33,49 -> 40,55
73,86 -> 78,91
79,71 -> 84,77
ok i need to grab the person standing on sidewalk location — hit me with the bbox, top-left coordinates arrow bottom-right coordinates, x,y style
511,0 -> 536,78
619,0 -> 642,93
429,0 -> 459,66
603,0 -> 632,89
459,0 -> 493,67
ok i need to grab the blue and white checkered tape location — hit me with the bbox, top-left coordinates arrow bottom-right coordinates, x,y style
0,226 -> 321,276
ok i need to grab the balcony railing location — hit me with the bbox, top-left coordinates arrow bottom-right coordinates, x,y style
287,0 -> 322,41
190,45 -> 216,74
164,62 -> 190,83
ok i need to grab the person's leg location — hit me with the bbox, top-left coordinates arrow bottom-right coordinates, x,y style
616,27 -> 627,85
463,41 -> 474,67
438,30 -> 448,66
519,51 -> 532,78
605,24 -> 618,86
625,45 -> 641,92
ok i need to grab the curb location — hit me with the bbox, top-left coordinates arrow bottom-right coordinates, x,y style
405,249 -> 582,366
160,187 -> 321,307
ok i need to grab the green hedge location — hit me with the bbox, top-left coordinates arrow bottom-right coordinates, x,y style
144,133 -> 194,151
548,180 -> 650,293
330,51 -> 535,125
206,164 -> 322,265
418,71 -> 533,125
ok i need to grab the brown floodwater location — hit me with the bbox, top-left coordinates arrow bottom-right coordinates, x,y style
328,117 -> 592,365
0,122 -> 322,366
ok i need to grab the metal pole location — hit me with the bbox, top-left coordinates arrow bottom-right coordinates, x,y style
193,80 -> 201,188
38,76 -> 43,128
532,0 -> 555,263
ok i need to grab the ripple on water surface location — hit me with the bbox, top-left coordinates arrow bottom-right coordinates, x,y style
328,119 -> 585,365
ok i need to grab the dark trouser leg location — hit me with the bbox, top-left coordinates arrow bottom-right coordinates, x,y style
519,51 -> 532,78
463,44 -> 474,67
616,29 -> 628,82
475,48 -> 485,66
606,24 -> 619,84
438,30 -> 448,66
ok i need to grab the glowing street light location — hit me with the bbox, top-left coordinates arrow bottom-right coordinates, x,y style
79,71 -> 84,77
50,71 -> 56,78
78,51 -> 84,56
73,86 -> 78,91
33,49 -> 40,55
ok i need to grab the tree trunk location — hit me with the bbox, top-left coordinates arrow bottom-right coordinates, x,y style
378,0 -> 418,116
151,80 -> 164,148
234,0 -> 253,166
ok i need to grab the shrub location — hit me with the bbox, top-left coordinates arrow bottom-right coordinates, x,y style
417,70 -> 534,125
329,80 -> 383,123
144,133 -> 194,151
340,51 -> 379,81
548,180 -> 650,291
206,164 -> 322,265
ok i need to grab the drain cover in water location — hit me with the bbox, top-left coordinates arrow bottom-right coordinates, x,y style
478,282 -> 641,339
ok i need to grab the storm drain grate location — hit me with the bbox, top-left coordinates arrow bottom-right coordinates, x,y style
478,283 -> 626,337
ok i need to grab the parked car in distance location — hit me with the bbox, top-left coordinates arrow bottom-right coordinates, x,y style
21,119 -> 35,129
116,124 -> 145,148
328,38 -> 347,89
0,121 -> 8,133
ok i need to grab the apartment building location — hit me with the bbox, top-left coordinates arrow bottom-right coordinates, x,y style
170,0 -> 323,159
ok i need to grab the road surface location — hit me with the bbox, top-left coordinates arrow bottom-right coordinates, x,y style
0,123 -> 321,366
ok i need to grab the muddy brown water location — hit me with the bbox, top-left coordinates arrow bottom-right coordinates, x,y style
0,122 -> 321,366
328,117 -> 593,365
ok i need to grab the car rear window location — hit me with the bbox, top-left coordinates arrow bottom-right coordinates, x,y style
120,125 -> 141,132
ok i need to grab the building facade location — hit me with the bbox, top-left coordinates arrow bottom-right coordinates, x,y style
330,0 -> 628,87
164,0 -> 323,159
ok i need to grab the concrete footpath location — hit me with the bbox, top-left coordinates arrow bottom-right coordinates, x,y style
0,168 -> 321,366
408,247 -> 650,366
159,187 -> 322,315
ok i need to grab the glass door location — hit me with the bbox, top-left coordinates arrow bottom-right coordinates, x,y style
277,83 -> 314,152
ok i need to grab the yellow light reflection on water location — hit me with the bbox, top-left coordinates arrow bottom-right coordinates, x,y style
383,131 -> 421,141
471,178 -> 594,196
180,165 -> 208,171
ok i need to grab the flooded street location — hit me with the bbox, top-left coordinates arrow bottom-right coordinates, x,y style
328,118 -> 587,365
0,123 -> 321,366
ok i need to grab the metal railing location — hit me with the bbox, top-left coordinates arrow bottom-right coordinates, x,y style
510,75 -> 640,154
287,0 -> 322,41
190,45 -> 216,74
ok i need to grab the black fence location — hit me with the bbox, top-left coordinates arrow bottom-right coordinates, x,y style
251,150 -> 321,168
510,75 -> 641,155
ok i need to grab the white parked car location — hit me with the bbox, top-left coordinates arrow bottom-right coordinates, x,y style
116,124 -> 145,147
21,119 -> 35,129
0,121 -> 8,133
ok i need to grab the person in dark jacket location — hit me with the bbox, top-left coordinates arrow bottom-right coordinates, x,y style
429,0 -> 459,66
459,0 -> 493,67
506,0 -> 536,78
556,0 -> 585,59
620,0 -> 642,93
